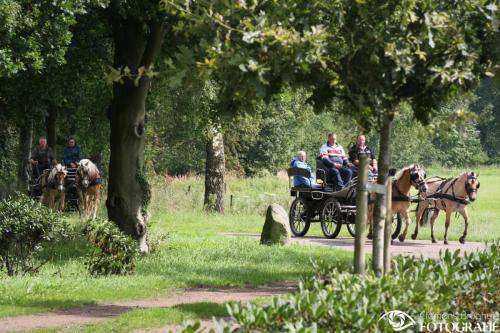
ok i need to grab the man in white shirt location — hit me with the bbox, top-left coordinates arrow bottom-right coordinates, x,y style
319,133 -> 353,190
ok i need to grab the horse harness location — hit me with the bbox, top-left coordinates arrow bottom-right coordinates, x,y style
425,174 -> 479,206
77,174 -> 102,187
392,180 -> 411,202
392,167 -> 426,202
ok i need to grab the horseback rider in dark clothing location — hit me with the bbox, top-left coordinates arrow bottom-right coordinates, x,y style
30,136 -> 55,179
348,134 -> 378,178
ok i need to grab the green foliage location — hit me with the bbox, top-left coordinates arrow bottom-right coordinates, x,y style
0,193 -> 66,276
0,0 -> 88,77
84,218 -> 138,276
180,242 -> 500,332
166,0 -> 497,127
472,78 -> 500,162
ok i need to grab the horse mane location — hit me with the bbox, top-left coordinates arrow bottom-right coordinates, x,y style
394,164 -> 415,181
48,164 -> 66,183
79,159 -> 100,180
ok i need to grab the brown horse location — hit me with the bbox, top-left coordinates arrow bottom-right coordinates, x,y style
413,171 -> 480,245
76,159 -> 101,219
40,164 -> 68,211
368,164 -> 428,241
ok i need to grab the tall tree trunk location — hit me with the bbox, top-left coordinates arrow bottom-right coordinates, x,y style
204,130 -> 225,213
17,116 -> 33,190
105,14 -> 164,254
372,112 -> 394,276
45,108 -> 57,158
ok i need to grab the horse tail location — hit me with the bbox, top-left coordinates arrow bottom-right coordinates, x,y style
417,201 -> 429,227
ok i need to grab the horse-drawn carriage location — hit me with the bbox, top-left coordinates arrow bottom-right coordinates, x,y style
287,161 -> 402,239
27,166 -> 79,212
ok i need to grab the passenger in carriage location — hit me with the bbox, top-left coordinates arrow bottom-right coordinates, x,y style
319,132 -> 353,190
290,151 -> 320,188
63,136 -> 82,168
30,136 -> 55,179
348,134 -> 377,178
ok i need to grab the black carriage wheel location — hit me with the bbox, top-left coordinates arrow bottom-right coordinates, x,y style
391,213 -> 402,240
346,221 -> 356,238
289,197 -> 311,237
320,198 -> 342,239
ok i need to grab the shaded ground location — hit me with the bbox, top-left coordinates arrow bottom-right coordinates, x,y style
223,233 -> 487,259
0,283 -> 295,333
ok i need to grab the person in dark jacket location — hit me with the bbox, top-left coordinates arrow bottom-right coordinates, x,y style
348,134 -> 377,178
30,136 -> 55,178
63,136 -> 82,167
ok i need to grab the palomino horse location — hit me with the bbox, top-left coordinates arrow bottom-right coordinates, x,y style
368,164 -> 428,241
76,159 -> 101,219
40,164 -> 68,211
413,172 -> 480,245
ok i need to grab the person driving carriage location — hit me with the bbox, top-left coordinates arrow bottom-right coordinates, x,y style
63,136 -> 81,168
290,151 -> 321,188
319,133 -> 353,190
30,136 -> 55,179
348,134 -> 377,178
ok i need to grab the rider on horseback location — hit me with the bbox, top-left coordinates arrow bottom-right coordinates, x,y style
30,136 -> 55,179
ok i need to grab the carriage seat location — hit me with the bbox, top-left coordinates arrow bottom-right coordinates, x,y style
315,158 -> 334,185
286,167 -> 324,191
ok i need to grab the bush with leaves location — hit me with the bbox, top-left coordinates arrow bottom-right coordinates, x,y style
179,242 -> 499,332
84,218 -> 138,276
0,193 -> 66,276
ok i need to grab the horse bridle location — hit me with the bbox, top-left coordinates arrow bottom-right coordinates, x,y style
50,169 -> 66,191
465,173 -> 480,200
409,166 -> 427,192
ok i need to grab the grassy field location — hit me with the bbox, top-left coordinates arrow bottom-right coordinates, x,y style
0,167 -> 498,332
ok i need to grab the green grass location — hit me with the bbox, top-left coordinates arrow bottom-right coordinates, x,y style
0,167 -> 498,323
27,302 -> 229,333
0,175 -> 352,318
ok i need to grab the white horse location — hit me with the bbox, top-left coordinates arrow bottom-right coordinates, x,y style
76,159 -> 101,219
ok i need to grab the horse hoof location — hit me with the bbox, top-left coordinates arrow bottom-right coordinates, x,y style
444,240 -> 449,245
367,234 -> 373,240
398,235 -> 405,242
432,239 -> 437,244
459,237 -> 465,244
411,234 -> 417,240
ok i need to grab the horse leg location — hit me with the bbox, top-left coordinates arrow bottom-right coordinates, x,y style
78,189 -> 84,218
430,209 -> 440,243
458,208 -> 469,244
60,192 -> 65,211
93,189 -> 100,219
412,202 -> 425,240
398,210 -> 410,242
48,192 -> 55,210
85,194 -> 91,219
443,211 -> 451,245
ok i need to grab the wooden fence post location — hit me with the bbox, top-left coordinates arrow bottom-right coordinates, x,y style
354,155 -> 369,275
383,176 -> 392,274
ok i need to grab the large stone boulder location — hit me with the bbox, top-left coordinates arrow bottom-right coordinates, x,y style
260,204 -> 291,245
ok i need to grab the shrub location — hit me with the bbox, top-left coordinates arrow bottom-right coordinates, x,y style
84,218 -> 138,276
0,193 -> 66,276
179,242 -> 499,332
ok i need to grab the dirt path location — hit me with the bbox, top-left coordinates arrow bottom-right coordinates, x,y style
0,283 -> 295,333
223,233 -> 487,259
